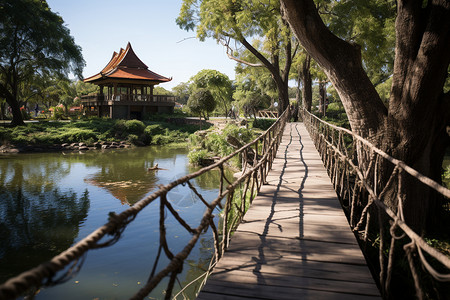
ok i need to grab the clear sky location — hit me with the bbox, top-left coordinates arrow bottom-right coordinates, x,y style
46,0 -> 237,90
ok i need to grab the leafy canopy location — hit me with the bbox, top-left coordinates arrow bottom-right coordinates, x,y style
189,69 -> 232,115
318,0 -> 396,85
187,88 -> 216,119
0,0 -> 85,80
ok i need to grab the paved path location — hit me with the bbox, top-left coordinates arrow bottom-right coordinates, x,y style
197,122 -> 380,299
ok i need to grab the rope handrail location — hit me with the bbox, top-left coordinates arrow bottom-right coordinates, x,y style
0,108 -> 291,300
305,111 -> 450,198
302,108 -> 450,299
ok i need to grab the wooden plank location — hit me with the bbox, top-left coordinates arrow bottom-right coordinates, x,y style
211,253 -> 376,284
197,123 -> 380,299
205,269 -> 380,296
199,281 -> 379,300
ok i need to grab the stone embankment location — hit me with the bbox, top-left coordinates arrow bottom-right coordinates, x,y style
0,141 -> 132,154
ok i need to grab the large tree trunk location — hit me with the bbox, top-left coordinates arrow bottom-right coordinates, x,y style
281,0 -> 450,232
318,81 -> 326,117
0,83 -> 25,126
0,102 -> 5,120
301,54 -> 312,112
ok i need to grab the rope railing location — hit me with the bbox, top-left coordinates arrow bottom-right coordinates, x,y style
302,108 -> 450,299
0,108 -> 291,300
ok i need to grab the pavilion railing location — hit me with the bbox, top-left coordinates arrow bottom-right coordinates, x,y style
0,109 -> 290,300
80,94 -> 176,103
302,108 -> 450,299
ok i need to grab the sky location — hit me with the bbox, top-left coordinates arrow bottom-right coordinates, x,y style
46,0 -> 238,90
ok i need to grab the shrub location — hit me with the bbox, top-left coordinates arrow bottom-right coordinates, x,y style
188,148 -> 210,165
222,124 -> 254,144
151,134 -> 171,145
144,124 -> 166,136
127,134 -> 139,145
0,128 -> 11,143
112,119 -> 127,137
124,119 -> 146,134
56,128 -> 97,143
204,132 -> 231,156
252,118 -> 275,131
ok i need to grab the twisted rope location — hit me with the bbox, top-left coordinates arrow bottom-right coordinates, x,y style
302,108 -> 450,297
0,108 -> 291,300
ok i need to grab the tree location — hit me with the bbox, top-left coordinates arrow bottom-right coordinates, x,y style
57,79 -> 77,115
172,82 -> 190,105
234,89 -> 269,120
234,43 -> 280,109
0,0 -> 84,126
281,0 -> 450,232
187,88 -> 216,121
321,0 -> 396,86
177,0 -> 296,114
233,65 -> 273,118
189,69 -> 233,117
153,86 -> 173,96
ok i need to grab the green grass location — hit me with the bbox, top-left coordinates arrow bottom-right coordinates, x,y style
0,117 -> 205,147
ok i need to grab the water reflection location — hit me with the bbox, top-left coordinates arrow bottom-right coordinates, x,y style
0,146 -> 230,298
0,156 -> 90,283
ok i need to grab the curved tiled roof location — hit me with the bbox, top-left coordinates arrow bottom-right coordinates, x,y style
84,42 -> 171,84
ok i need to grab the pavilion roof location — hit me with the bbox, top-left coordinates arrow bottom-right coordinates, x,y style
84,42 -> 172,84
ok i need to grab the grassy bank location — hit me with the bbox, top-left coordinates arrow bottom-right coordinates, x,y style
0,117 -> 208,150
187,118 -> 275,167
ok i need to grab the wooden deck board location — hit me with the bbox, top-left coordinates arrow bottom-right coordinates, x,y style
197,122 -> 380,299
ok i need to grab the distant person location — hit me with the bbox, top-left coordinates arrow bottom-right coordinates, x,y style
34,104 -> 39,117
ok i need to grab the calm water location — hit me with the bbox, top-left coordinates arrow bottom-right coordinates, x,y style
0,146 -> 227,299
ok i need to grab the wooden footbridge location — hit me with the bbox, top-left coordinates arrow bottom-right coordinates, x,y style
1,109 -> 449,300
197,122 -> 380,299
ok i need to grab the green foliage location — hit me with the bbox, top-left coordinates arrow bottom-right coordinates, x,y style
127,134 -> 139,145
375,77 -> 393,105
252,118 -> 275,131
144,124 -> 166,136
0,0 -> 85,125
178,0 -> 293,112
323,0 -> 396,85
124,120 -> 146,135
50,106 -> 66,120
443,165 -> 450,189
187,88 -> 216,119
172,82 -> 190,105
189,69 -> 233,116
326,102 -> 346,118
189,124 -> 256,165
187,148 -> 210,166
0,117 -> 195,147
153,86 -> 173,96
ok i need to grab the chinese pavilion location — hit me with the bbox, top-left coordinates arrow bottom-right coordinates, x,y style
82,42 -> 174,119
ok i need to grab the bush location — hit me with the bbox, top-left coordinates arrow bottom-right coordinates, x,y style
151,134 -> 171,145
188,148 -> 210,165
56,128 -> 97,144
204,132 -> 232,156
144,124 -> 166,136
252,118 -> 276,131
222,124 -> 254,144
124,119 -> 146,135
127,134 -> 139,145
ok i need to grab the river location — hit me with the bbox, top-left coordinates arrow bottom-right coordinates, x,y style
0,146 -> 228,299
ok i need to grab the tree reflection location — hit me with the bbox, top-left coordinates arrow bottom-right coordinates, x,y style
0,186 -> 89,284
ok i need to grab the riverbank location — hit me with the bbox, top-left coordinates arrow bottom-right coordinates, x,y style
0,117 -> 208,154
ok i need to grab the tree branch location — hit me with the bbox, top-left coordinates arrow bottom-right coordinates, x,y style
280,0 -> 387,139
219,39 -> 265,67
